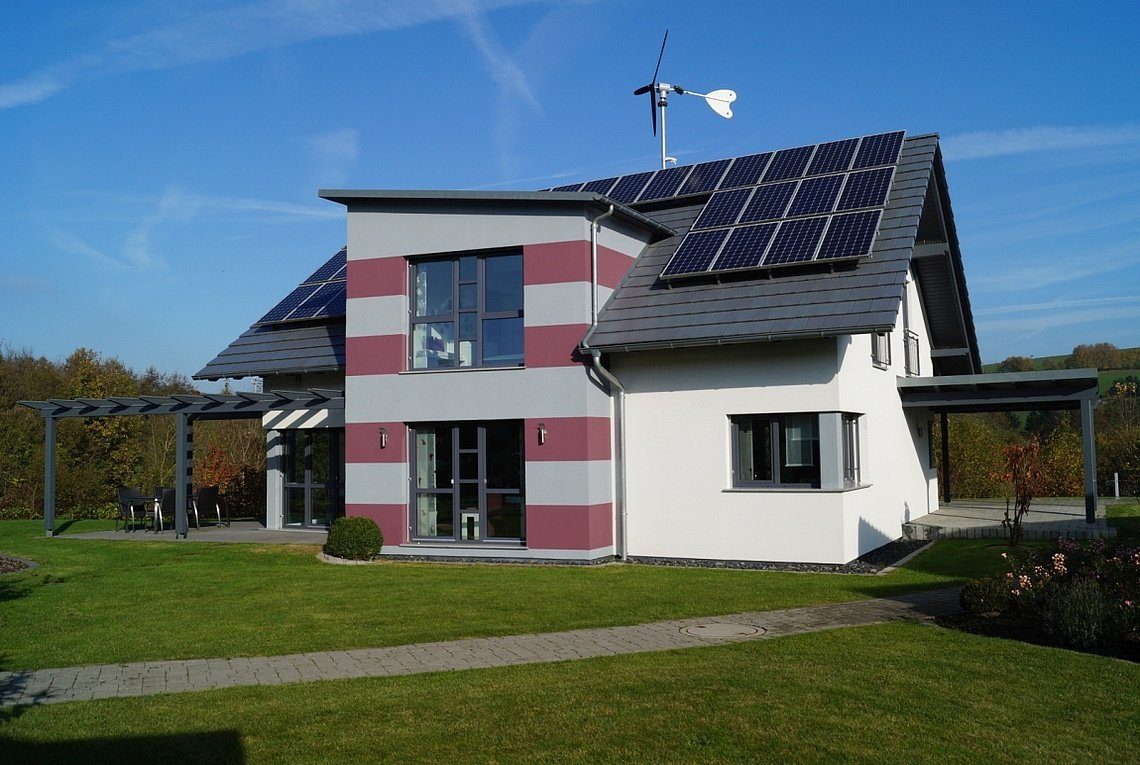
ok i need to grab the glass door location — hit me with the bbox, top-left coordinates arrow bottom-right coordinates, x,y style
412,422 -> 523,542
284,429 -> 344,527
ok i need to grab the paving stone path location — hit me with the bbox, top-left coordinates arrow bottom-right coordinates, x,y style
0,587 -> 960,708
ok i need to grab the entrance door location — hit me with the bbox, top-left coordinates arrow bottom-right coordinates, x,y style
412,422 -> 524,542
284,429 -> 345,527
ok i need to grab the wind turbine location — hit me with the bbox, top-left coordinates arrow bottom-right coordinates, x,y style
633,30 -> 737,169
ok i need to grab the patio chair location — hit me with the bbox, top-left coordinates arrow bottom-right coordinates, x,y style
154,488 -> 176,532
116,487 -> 153,532
192,485 -> 224,528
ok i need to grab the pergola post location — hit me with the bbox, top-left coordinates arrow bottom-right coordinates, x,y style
175,413 -> 189,538
940,411 -> 951,504
43,415 -> 57,537
1080,396 -> 1097,524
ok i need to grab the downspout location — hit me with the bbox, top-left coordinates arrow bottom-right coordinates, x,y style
583,203 -> 629,559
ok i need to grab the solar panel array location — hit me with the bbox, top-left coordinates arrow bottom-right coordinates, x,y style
256,247 -> 348,325
657,131 -> 904,278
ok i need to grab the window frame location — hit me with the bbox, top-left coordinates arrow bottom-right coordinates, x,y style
872,331 -> 892,369
904,329 -> 921,376
408,249 -> 524,370
842,414 -> 861,488
730,413 -> 821,489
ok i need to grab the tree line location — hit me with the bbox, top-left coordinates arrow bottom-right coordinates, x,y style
0,345 -> 264,519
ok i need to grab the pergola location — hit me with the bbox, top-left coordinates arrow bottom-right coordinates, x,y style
19,389 -> 344,538
897,368 -> 1101,522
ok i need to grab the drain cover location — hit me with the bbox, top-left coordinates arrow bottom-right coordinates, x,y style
680,622 -> 765,639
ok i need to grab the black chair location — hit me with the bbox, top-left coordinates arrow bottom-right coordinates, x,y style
115,487 -> 153,532
192,486 -> 224,528
154,488 -> 177,532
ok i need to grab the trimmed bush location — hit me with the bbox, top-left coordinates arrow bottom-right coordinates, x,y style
323,516 -> 384,561
960,575 -> 1011,615
1037,578 -> 1127,650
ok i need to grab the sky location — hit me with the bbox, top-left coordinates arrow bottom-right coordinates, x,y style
2,0 -> 1139,391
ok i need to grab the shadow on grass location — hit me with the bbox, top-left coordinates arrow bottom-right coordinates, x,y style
0,729 -> 245,765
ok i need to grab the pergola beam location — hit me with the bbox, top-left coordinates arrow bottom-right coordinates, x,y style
44,416 -> 56,537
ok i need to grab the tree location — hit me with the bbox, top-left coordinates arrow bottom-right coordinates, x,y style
1067,343 -> 1122,371
997,355 -> 1036,373
998,437 -> 1045,546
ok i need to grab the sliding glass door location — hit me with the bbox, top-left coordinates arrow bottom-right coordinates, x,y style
284,429 -> 345,527
412,422 -> 524,542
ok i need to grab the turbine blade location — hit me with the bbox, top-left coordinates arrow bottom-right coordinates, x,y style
651,93 -> 657,136
633,85 -> 652,96
651,29 -> 668,86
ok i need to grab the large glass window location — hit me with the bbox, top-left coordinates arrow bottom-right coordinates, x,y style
411,421 -> 524,541
842,414 -> 861,488
731,414 -> 820,488
283,429 -> 345,527
872,331 -> 891,369
411,252 -> 524,369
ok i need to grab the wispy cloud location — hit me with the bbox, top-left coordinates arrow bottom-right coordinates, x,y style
1,0 -> 548,109
308,128 -> 360,186
455,2 -> 539,109
976,294 -> 1140,318
977,303 -> 1140,336
942,124 -> 1140,161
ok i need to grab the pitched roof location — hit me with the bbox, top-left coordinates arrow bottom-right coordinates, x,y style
582,134 -> 952,354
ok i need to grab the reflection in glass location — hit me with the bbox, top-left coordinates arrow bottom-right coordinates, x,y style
414,261 -> 453,317
483,317 -> 523,366
412,322 -> 455,369
417,494 -> 453,537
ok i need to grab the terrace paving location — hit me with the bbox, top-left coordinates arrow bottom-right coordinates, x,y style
0,587 -> 960,708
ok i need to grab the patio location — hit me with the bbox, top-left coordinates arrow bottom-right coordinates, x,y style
62,520 -> 328,545
906,497 -> 1115,540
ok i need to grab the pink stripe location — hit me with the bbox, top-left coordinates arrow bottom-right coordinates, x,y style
524,324 -> 589,367
346,503 -> 407,545
345,422 -> 406,463
524,417 -> 611,461
346,335 -> 404,375
523,241 -> 590,285
597,245 -> 636,289
526,503 -> 613,550
348,257 -> 407,298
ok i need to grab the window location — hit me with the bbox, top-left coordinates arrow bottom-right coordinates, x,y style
410,252 -> 523,369
732,414 -> 820,488
842,414 -> 861,488
904,330 -> 920,376
411,422 -> 525,541
872,331 -> 891,368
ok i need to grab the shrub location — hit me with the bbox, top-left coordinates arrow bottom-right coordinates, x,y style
960,575 -> 1011,614
1037,578 -> 1127,649
323,516 -> 383,561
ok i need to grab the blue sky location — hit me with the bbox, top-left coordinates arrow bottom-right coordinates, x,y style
2,0 -> 1139,390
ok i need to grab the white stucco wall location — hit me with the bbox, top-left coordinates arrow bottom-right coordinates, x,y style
613,277 -> 937,564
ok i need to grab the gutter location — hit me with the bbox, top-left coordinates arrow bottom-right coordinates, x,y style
583,202 -> 626,560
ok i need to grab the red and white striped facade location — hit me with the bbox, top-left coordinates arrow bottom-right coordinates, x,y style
339,199 -> 654,559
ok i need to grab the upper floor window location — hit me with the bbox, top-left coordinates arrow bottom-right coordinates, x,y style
904,330 -> 920,376
872,331 -> 891,369
411,252 -> 524,369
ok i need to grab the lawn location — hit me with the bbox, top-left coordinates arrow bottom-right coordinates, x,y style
0,520 -> 1007,671
2,620 -> 1137,765
1107,503 -> 1140,541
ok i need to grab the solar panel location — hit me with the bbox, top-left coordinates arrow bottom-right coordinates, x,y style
660,229 -> 729,277
853,131 -> 905,168
806,138 -> 858,176
692,188 -> 752,230
607,171 -> 655,203
738,181 -> 796,223
678,158 -> 732,195
836,167 -> 894,210
299,281 -> 349,320
711,223 -> 778,272
786,174 -> 844,217
762,145 -> 814,182
257,284 -> 321,324
638,165 -> 692,201
303,248 -> 347,284
761,217 -> 828,266
580,177 -> 619,195
817,210 -> 881,260
718,153 -> 772,189
550,182 -> 584,192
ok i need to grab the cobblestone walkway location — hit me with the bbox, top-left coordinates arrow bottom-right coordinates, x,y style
0,587 -> 960,708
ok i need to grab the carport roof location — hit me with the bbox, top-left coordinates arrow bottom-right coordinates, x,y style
897,369 -> 1099,412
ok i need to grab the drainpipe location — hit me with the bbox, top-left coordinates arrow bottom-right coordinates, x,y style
590,204 -> 614,323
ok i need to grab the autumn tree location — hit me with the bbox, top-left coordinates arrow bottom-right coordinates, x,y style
1067,343 -> 1123,371
996,355 -> 1036,373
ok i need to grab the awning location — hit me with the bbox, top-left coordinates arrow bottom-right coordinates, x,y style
897,368 -> 1098,412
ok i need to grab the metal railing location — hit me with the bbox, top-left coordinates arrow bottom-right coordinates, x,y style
904,330 -> 920,376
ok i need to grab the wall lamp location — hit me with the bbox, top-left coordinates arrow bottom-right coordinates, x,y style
536,422 -> 547,446
379,427 -> 389,449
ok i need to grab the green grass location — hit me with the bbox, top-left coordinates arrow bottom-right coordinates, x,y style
1107,503 -> 1140,541
0,520 -> 1004,671
2,621 -> 1136,764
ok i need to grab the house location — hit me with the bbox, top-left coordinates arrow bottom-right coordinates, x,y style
191,130 -> 996,565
